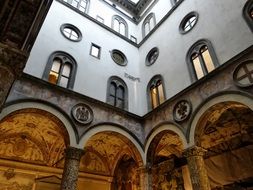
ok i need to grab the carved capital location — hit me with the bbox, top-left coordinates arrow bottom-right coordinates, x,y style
183,146 -> 206,157
65,146 -> 85,161
0,43 -> 28,77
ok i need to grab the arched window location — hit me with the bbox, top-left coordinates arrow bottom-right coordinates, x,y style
243,0 -> 253,32
43,52 -> 77,89
170,0 -> 180,6
107,77 -> 128,110
63,0 -> 89,13
112,15 -> 128,37
187,40 -> 219,81
147,75 -> 165,110
142,13 -> 156,38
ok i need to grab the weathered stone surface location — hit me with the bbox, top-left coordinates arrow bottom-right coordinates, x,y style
183,146 -> 210,190
60,147 -> 85,190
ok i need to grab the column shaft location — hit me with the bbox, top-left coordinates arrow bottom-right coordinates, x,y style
60,146 -> 85,190
183,146 -> 211,190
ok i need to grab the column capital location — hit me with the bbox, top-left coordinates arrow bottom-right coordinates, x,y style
65,146 -> 85,161
183,146 -> 206,157
0,43 -> 28,77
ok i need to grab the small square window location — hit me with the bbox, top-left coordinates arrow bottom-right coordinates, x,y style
130,35 -> 137,43
90,43 -> 101,59
96,15 -> 104,23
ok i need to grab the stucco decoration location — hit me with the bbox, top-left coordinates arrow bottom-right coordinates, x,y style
85,132 -> 142,174
194,102 -> 253,151
80,151 -> 109,174
0,108 -> 69,167
173,100 -> 192,122
154,132 -> 184,159
71,103 -> 93,125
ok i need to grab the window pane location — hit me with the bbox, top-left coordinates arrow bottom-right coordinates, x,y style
49,71 -> 58,84
91,45 -> 100,57
70,30 -> 78,40
117,99 -> 124,109
110,83 -> 116,96
59,76 -> 69,88
51,59 -> 61,72
250,8 -> 253,18
202,48 -> 215,73
72,0 -> 78,8
192,56 -> 204,79
62,63 -> 71,77
158,83 -> 165,104
108,95 -> 116,106
117,86 -> 124,99
114,20 -> 120,32
144,23 -> 150,36
119,23 -> 126,36
151,87 -> 158,108
150,18 -> 155,29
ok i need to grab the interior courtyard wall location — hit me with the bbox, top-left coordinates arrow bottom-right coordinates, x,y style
24,0 -> 143,115
138,0 -> 253,113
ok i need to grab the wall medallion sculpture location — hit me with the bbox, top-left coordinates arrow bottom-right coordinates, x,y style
173,100 -> 192,122
71,103 -> 93,125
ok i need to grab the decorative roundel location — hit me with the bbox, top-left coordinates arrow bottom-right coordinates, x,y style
71,103 -> 93,125
111,49 -> 127,66
233,61 -> 253,87
60,23 -> 82,42
173,100 -> 192,122
146,47 -> 159,66
179,12 -> 198,34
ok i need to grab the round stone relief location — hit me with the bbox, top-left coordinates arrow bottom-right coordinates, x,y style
233,61 -> 253,87
71,103 -> 93,125
146,47 -> 159,66
173,100 -> 192,122
111,49 -> 127,66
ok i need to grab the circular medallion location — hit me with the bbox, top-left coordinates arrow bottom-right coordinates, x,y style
71,103 -> 93,125
146,47 -> 159,66
173,100 -> 192,122
233,61 -> 253,87
111,49 -> 127,66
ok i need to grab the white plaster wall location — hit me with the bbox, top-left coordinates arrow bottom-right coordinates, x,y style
138,0 -> 253,113
25,0 -> 253,116
24,0 -> 142,115
88,0 -> 139,41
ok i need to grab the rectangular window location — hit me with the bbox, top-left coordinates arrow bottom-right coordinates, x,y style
130,35 -> 137,43
96,15 -> 104,23
90,43 -> 101,59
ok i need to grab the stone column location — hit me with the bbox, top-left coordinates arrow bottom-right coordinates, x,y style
60,146 -> 85,190
138,166 -> 152,190
0,44 -> 27,112
183,146 -> 211,190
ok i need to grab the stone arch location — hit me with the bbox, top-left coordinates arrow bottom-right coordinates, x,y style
188,92 -> 253,147
79,124 -> 144,165
0,100 -> 77,147
145,122 -> 187,162
145,122 -> 189,190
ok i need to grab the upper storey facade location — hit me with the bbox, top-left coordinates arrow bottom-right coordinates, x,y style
24,0 -> 253,115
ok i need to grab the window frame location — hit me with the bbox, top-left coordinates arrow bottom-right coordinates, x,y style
111,49 -> 128,66
186,39 -> 219,82
142,13 -> 156,38
106,76 -> 128,110
170,0 -> 179,6
179,12 -> 198,34
112,15 -> 128,37
147,75 -> 166,110
43,51 -> 77,89
62,0 -> 90,13
146,47 -> 159,66
60,23 -> 82,42
243,0 -> 253,32
90,43 -> 101,59
96,15 -> 104,23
